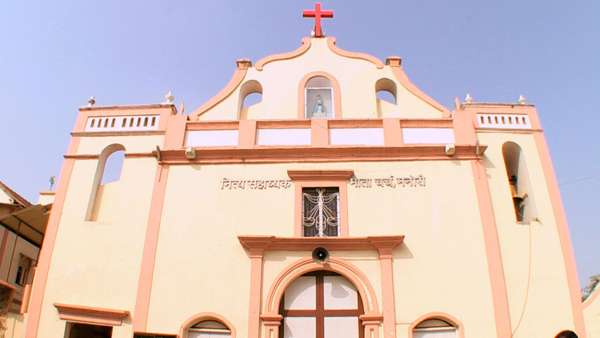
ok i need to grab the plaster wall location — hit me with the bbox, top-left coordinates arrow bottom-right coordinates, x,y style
199,39 -> 442,121
34,156 -> 158,338
479,132 -> 576,337
144,160 -> 496,337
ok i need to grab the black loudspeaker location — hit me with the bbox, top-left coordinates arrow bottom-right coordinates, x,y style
312,247 -> 329,264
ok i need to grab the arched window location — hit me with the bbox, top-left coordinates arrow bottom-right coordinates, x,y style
502,142 -> 537,222
239,80 -> 263,119
86,144 -> 125,221
305,76 -> 334,119
280,271 -> 363,338
188,320 -> 231,338
412,318 -> 457,338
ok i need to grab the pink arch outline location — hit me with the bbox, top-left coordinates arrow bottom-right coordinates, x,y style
255,38 -> 312,71
263,256 -> 380,316
326,38 -> 384,69
179,312 -> 237,338
408,312 -> 465,338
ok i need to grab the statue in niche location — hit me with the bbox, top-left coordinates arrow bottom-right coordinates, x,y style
313,95 -> 326,117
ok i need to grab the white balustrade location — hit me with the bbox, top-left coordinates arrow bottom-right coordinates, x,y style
85,115 -> 160,132
477,114 -> 531,129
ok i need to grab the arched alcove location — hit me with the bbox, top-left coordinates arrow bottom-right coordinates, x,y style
86,144 -> 126,221
502,142 -> 537,223
298,72 -> 341,119
239,80 -> 263,119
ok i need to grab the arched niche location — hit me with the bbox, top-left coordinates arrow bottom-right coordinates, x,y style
85,144 -> 126,221
298,72 -> 342,119
239,80 -> 263,119
502,142 -> 538,223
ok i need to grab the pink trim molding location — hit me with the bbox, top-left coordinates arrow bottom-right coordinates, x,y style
191,68 -> 248,120
255,38 -> 312,71
389,65 -> 450,117
327,38 -> 384,69
132,164 -> 171,333
470,160 -> 512,337
53,303 -> 129,326
238,235 -> 404,252
407,312 -> 466,338
179,312 -> 237,338
533,132 -> 587,336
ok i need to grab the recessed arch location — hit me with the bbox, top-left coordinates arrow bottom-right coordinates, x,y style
408,312 -> 465,338
375,78 -> 397,104
239,80 -> 263,119
264,256 -> 380,316
502,141 -> 537,223
298,71 -> 342,119
85,144 -> 126,221
179,312 -> 237,338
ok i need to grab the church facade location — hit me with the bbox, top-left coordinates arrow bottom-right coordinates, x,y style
22,8 -> 599,338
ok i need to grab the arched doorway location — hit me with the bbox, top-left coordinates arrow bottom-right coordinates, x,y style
279,271 -> 363,338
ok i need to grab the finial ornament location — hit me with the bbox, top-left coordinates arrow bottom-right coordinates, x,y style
464,93 -> 473,104
303,3 -> 333,38
179,102 -> 185,115
87,95 -> 96,107
49,175 -> 56,191
163,91 -> 174,104
518,95 -> 526,105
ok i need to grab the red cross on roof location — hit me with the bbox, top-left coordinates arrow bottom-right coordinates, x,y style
303,3 -> 334,38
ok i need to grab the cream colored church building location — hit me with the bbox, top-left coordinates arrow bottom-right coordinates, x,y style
20,8 -> 600,338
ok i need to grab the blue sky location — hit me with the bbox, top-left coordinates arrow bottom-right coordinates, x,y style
1,1 -> 598,288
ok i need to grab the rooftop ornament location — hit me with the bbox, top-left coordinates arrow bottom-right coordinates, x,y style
163,91 -> 174,105
518,95 -> 526,105
464,93 -> 473,104
87,95 -> 96,107
303,3 -> 333,38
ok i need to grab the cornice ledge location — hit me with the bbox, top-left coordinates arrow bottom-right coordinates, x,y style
238,235 -> 404,252
327,37 -> 384,69
53,303 -> 129,326
287,169 -> 354,180
255,37 -> 312,71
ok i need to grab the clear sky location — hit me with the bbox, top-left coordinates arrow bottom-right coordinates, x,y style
0,1 -> 598,288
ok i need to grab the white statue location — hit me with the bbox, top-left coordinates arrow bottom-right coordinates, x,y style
313,95 -> 325,117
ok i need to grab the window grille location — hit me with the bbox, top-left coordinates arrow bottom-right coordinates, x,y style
302,188 -> 339,237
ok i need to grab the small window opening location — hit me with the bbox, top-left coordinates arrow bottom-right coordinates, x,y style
15,255 -> 32,286
144,117 -> 148,127
522,117 -> 526,124
91,119 -> 96,128
480,116 -> 485,124
508,116 -> 513,124
413,318 -> 457,338
302,187 -> 340,237
242,93 -> 262,109
488,116 -> 492,124
137,118 -> 141,127
494,116 -> 499,124
111,118 -> 116,128
129,118 -> 134,127
501,116 -> 505,124
188,320 -> 231,338
122,119 -> 127,128
104,119 -> 109,128
101,150 -> 125,185
151,117 -> 156,126
375,78 -> 397,105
